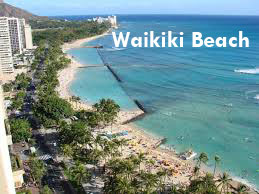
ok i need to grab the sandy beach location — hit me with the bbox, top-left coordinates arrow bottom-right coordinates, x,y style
57,32 -> 196,185
57,33 -> 259,192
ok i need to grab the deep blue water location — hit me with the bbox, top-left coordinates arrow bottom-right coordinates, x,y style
65,15 -> 259,189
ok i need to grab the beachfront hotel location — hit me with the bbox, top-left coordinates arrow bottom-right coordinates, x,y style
89,15 -> 118,28
0,17 -> 14,74
0,16 -> 33,74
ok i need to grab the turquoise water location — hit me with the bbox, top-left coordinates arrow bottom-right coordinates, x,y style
68,15 -> 259,189
68,48 -> 103,65
68,48 -> 138,110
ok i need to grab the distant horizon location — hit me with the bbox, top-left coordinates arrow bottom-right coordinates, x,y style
4,0 -> 259,17
49,13 -> 259,17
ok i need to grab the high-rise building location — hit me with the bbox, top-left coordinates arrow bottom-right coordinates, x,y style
0,16 -> 34,74
0,85 -> 16,194
24,24 -> 33,49
7,18 -> 25,55
108,15 -> 117,28
91,15 -> 118,28
0,17 -> 14,74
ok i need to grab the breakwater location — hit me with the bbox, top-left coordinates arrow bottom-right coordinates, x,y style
106,65 -> 122,82
134,100 -> 148,113
122,112 -> 146,125
96,48 -> 108,65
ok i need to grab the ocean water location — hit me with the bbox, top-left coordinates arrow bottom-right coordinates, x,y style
66,15 -> 259,189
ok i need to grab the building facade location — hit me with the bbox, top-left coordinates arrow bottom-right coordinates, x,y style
90,15 -> 118,28
108,15 -> 117,28
8,18 -> 25,55
0,17 -> 14,74
24,24 -> 33,49
0,16 -> 33,74
0,85 -> 16,194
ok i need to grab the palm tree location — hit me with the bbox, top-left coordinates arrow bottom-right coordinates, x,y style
190,166 -> 200,180
120,138 -> 129,153
140,172 -> 159,194
137,152 -> 146,171
157,169 -> 168,192
29,156 -> 47,186
62,144 -> 74,159
147,159 -> 155,172
170,184 -> 182,194
213,155 -> 221,177
217,172 -> 232,194
116,176 -> 135,194
113,138 -> 128,154
231,183 -> 249,194
201,173 -> 216,192
94,135 -> 104,150
70,95 -> 81,109
197,152 -> 209,168
68,161 -> 90,187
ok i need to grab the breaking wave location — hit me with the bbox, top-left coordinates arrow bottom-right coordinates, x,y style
234,68 -> 259,74
104,47 -> 127,52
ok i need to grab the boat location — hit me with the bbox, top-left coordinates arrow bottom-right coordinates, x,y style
180,149 -> 197,160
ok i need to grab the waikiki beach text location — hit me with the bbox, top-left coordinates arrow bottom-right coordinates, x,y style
112,31 -> 249,48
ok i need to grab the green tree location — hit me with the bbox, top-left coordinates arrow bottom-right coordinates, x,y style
217,172 -> 233,194
10,98 -> 24,111
94,99 -> 120,127
34,95 -> 74,127
191,166 -> 200,180
66,161 -> 91,189
187,173 -> 219,194
197,152 -> 209,168
10,119 -> 31,143
29,156 -> 47,186
17,190 -> 32,194
70,95 -> 81,109
58,120 -> 92,146
213,155 -> 221,177
15,73 -> 31,90
2,83 -> 13,92
40,185 -> 53,194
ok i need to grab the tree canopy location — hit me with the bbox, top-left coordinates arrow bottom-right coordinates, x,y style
34,95 -> 74,127
9,118 -> 32,143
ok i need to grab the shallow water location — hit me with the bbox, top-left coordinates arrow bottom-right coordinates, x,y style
68,15 -> 259,189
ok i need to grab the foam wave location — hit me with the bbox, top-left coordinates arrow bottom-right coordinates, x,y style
254,94 -> 259,100
104,47 -> 127,52
234,68 -> 259,74
231,176 -> 259,192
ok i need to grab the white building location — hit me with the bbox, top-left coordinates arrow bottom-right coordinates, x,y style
91,15 -> 118,28
0,17 -> 14,74
8,18 -> 25,55
24,24 -> 33,49
108,15 -> 117,28
0,17 -> 34,74
0,85 -> 16,194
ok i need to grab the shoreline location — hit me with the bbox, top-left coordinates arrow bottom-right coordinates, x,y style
57,32 -> 195,185
57,32 -> 258,193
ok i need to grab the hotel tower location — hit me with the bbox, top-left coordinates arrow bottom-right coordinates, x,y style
0,16 -> 33,74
